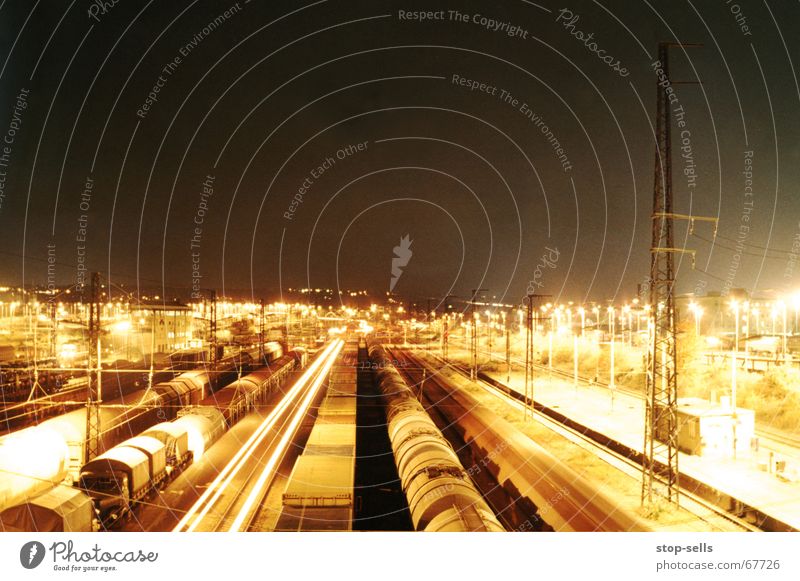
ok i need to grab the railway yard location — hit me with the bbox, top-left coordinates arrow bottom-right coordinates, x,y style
2,318 -> 797,533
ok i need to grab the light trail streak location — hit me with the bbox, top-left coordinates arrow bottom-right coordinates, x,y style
227,339 -> 343,531
173,340 -> 340,532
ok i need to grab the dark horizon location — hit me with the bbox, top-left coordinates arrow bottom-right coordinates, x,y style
1,0 -> 798,307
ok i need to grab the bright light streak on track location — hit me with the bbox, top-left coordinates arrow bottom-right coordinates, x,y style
227,339 -> 343,531
173,340 -> 342,532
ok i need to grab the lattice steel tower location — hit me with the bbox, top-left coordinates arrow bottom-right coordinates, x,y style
85,272 -> 102,462
643,43 -> 680,505
642,43 -> 715,506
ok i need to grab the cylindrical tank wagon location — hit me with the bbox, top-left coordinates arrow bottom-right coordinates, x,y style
369,344 -> 504,532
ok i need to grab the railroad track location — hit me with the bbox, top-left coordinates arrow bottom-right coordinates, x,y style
391,347 -> 653,532
448,339 -> 800,449
173,340 -> 343,532
407,348 -> 770,532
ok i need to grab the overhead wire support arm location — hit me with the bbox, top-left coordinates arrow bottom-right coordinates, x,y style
652,213 -> 719,236
650,247 -> 697,268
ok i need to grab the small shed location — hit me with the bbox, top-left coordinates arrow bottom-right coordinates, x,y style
659,397 -> 755,457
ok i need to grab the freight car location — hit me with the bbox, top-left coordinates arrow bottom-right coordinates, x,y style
0,352 -> 253,514
79,435 -> 169,527
140,422 -> 193,470
261,341 -> 284,364
404,351 -> 651,531
0,359 -> 176,432
78,351 -> 302,528
169,409 -> 227,462
0,484 -> 95,532
369,344 -> 504,532
179,349 -> 302,426
275,347 -> 357,531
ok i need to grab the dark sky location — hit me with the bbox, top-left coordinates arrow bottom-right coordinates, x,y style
0,0 -> 798,305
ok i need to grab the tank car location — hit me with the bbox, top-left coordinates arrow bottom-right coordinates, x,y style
369,344 -> 504,532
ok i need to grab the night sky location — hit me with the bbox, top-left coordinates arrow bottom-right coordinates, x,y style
0,0 -> 798,305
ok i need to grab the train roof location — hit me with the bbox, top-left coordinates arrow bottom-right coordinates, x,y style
142,422 -> 188,440
121,435 -> 164,455
154,379 -> 194,398
304,424 -> 355,457
282,456 -> 354,508
0,485 -> 93,532
84,446 -> 148,471
177,370 -> 212,385
199,389 -> 238,408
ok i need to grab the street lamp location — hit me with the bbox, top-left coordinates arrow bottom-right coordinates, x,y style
622,304 -> 632,346
573,331 -> 579,392
743,300 -> 751,368
608,306 -> 616,392
730,298 -> 739,406
778,300 -> 787,360
688,301 -> 703,338
578,306 -> 585,337
548,329 -> 554,387
752,307 -> 760,337
771,305 -> 778,336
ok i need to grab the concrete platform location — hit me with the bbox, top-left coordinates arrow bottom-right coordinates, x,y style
486,367 -> 800,531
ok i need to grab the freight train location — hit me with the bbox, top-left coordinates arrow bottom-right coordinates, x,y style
0,348 -> 264,514
77,348 -> 305,528
369,344 -> 504,532
275,345 -> 356,531
0,359 -> 177,432
179,348 -> 305,426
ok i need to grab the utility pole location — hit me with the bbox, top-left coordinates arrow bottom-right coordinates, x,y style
50,301 -> 58,361
573,332 -> 579,392
524,294 -> 551,419
525,296 -> 533,418
642,43 -> 716,507
487,313 -> 493,362
148,307 -> 155,389
506,320 -> 511,384
442,315 -> 449,362
286,304 -> 292,347
470,288 -> 488,380
85,272 -> 102,463
259,298 -> 265,363
209,290 -> 218,372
